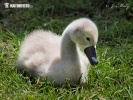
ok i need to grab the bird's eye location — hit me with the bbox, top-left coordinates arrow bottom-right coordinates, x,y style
86,37 -> 90,41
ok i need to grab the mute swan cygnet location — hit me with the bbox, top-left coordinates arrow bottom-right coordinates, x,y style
17,18 -> 98,87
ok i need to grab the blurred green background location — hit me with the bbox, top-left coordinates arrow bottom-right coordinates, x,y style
0,0 -> 133,35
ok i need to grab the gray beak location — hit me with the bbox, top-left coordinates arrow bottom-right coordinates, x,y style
84,46 -> 98,66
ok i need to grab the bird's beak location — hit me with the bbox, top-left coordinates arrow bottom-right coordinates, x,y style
84,46 -> 98,66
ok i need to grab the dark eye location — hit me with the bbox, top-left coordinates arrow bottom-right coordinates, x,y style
86,37 -> 90,41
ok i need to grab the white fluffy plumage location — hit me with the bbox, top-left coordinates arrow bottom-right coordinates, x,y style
17,18 -> 98,86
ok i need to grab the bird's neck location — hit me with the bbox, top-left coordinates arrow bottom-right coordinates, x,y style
61,32 -> 79,62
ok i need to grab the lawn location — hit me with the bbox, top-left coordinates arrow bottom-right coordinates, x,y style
0,0 -> 133,99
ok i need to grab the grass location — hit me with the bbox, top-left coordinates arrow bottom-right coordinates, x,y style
0,0 -> 133,99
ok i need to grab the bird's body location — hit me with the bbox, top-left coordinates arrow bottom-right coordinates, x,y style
17,18 -> 98,86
